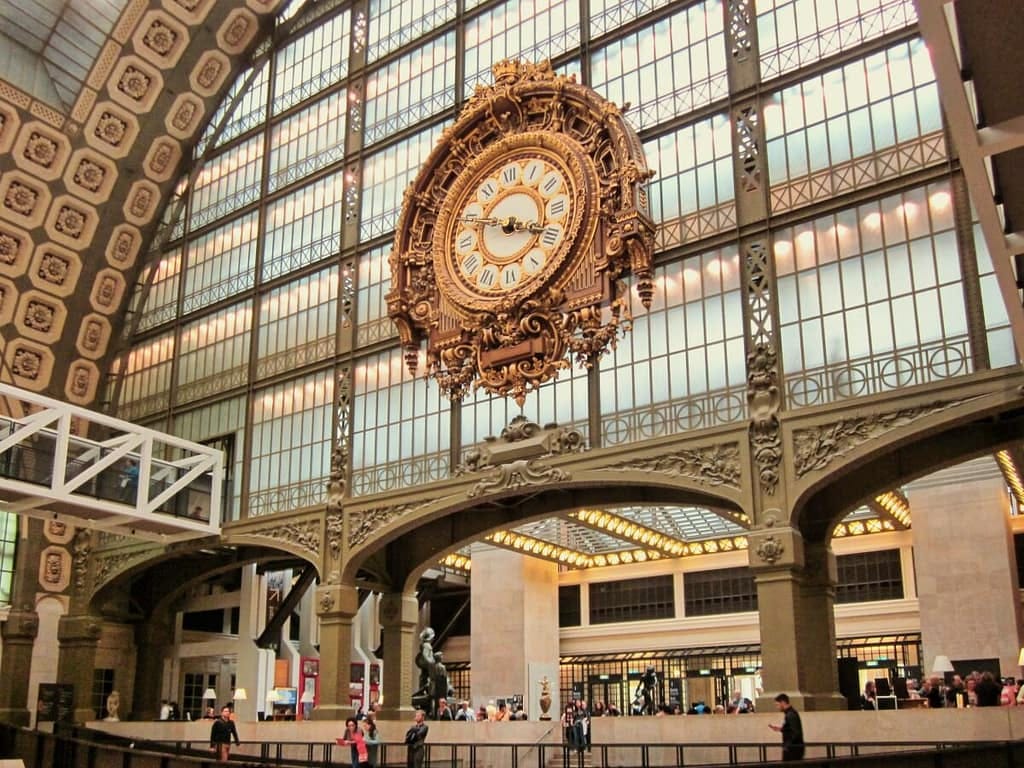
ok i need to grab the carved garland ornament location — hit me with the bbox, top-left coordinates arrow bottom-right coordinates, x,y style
792,399 -> 971,478
389,59 -> 656,405
94,549 -> 153,586
348,503 -> 424,548
468,459 -> 570,497
249,520 -> 321,560
609,443 -> 742,488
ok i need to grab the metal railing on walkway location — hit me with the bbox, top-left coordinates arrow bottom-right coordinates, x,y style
0,383 -> 222,541
12,723 -> 1021,768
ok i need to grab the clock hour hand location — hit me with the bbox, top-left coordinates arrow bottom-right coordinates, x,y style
459,215 -> 546,234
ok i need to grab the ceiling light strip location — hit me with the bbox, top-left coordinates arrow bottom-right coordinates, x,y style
996,450 -> 1024,508
869,490 -> 912,529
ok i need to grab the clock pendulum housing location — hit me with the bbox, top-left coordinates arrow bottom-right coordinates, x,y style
388,59 -> 656,406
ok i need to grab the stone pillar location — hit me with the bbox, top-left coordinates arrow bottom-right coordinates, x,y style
750,526 -> 845,711
0,609 -> 39,725
133,616 -> 172,721
909,467 -> 1021,676
470,545 -> 560,716
312,583 -> 359,720
56,614 -> 102,722
378,591 -> 418,719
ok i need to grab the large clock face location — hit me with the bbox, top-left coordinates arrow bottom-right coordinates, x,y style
439,145 -> 580,303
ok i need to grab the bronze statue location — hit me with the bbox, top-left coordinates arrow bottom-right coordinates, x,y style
411,627 -> 451,719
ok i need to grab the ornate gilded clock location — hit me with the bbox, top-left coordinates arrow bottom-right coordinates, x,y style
388,60 -> 656,405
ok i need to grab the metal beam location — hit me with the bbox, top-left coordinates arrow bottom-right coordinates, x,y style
255,565 -> 317,649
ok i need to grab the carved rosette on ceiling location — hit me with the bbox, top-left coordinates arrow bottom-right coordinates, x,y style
792,398 -> 974,478
388,59 -> 656,406
607,443 -> 742,489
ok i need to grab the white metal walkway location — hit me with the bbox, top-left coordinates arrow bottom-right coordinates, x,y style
0,384 -> 222,541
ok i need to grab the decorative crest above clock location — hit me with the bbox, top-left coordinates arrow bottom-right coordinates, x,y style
387,59 -> 656,405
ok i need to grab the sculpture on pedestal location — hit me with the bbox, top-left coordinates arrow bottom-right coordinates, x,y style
411,627 -> 452,719
539,677 -> 552,720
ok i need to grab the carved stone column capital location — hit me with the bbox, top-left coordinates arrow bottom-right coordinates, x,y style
57,614 -> 102,646
378,591 -> 418,628
316,583 -> 359,621
0,610 -> 38,643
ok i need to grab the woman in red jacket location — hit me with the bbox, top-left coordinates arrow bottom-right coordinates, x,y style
339,717 -> 370,768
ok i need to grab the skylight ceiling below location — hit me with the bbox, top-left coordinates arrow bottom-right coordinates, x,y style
0,0 -> 127,111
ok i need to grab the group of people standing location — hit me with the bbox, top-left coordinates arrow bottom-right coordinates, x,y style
339,709 -> 429,768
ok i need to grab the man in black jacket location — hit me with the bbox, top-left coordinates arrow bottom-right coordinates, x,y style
210,705 -> 240,762
405,709 -> 429,768
769,693 -> 804,761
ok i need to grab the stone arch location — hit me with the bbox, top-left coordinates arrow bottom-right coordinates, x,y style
790,385 -> 1024,543
342,474 -> 749,594
90,540 -> 319,618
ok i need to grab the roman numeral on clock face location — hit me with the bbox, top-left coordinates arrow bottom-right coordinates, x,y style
540,226 -> 561,248
477,265 -> 498,287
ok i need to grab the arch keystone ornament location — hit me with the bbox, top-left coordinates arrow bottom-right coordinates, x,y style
388,59 -> 656,406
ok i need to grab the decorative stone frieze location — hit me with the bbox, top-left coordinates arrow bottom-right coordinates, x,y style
349,504 -> 422,548
607,443 -> 742,489
792,399 -> 974,479
246,519 -> 321,560
468,459 -> 569,498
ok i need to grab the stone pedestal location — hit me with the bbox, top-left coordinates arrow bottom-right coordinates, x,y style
0,609 -> 38,726
909,467 -> 1022,677
750,528 -> 845,711
311,583 -> 360,721
470,545 -> 559,717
